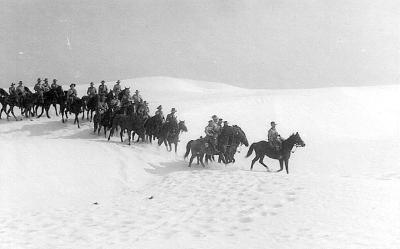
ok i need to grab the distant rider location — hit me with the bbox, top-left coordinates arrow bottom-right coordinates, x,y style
87,82 -> 97,97
268,121 -> 282,152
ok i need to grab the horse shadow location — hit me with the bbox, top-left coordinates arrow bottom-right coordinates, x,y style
0,120 -> 64,137
145,161 -> 204,176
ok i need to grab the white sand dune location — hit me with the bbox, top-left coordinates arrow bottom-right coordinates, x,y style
0,77 -> 399,248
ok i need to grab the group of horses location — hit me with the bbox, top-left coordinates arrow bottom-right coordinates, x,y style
0,86 -> 306,174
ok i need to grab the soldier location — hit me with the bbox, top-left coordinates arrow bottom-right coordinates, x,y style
16,81 -> 25,95
9,83 -> 16,95
67,83 -> 77,109
97,95 -> 108,115
268,121 -> 282,152
166,108 -> 177,123
87,82 -> 97,97
42,78 -> 50,92
113,80 -> 121,96
15,81 -> 25,105
204,120 -> 218,152
98,80 -> 108,96
34,78 -> 44,103
132,90 -> 142,103
155,105 -> 164,121
51,79 -> 59,89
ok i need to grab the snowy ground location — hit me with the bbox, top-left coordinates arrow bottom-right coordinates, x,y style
1,77 -> 399,249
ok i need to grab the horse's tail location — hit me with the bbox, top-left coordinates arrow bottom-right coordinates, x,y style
184,140 -> 193,159
246,143 -> 256,158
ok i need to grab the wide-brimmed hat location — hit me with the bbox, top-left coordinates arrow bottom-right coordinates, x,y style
11,82 -> 15,86
53,79 -> 57,82
208,120 -> 213,123
90,82 -> 94,85
171,108 -> 177,113
116,80 -> 120,84
101,80 -> 105,83
18,81 -> 23,85
212,115 -> 218,119
271,121 -> 277,125
70,83 -> 76,87
157,105 -> 162,109
135,90 -> 139,93
37,78 -> 41,82
44,78 -> 48,82
223,121 -> 228,124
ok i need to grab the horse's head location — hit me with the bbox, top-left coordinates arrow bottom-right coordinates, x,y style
291,132 -> 306,147
178,120 -> 188,132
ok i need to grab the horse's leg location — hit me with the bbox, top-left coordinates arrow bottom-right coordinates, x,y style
199,154 -> 205,167
277,160 -> 284,172
46,105 -> 51,118
128,130 -> 131,145
120,129 -> 124,143
259,156 -> 270,171
37,105 -> 44,118
189,155 -> 196,167
250,155 -> 260,170
8,106 -> 18,121
284,159 -> 289,174
108,127 -> 113,141
53,104 -> 59,116
75,113 -> 80,128
174,142 -> 177,153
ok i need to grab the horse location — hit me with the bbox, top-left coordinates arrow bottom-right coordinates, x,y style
65,97 -> 84,128
158,120 -> 188,152
93,107 -> 114,137
184,137 -> 226,167
4,87 -> 35,120
144,115 -> 164,143
246,132 -> 305,174
0,89 -> 10,119
107,113 -> 145,145
35,88 -> 59,118
205,125 -> 249,164
82,94 -> 99,122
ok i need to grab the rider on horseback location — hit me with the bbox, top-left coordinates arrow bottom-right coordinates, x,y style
97,95 -> 108,114
51,79 -> 59,89
16,81 -> 25,103
9,83 -> 16,95
155,105 -> 164,121
268,121 -> 282,152
205,120 -> 218,152
42,78 -> 50,93
166,108 -> 177,123
113,80 -> 121,96
67,83 -> 77,110
98,80 -> 108,96
87,82 -> 97,97
34,78 -> 44,103
132,90 -> 142,104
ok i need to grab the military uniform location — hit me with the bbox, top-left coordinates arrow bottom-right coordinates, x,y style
9,85 -> 16,95
113,84 -> 121,95
98,84 -> 108,95
97,100 -> 108,114
87,86 -> 97,97
268,127 -> 282,151
132,92 -> 142,103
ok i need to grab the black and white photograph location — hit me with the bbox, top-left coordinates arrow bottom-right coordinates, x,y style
0,0 -> 399,248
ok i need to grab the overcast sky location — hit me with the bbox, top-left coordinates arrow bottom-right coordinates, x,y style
0,0 -> 399,88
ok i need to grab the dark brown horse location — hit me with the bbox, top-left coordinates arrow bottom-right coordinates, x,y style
144,115 -> 163,143
184,137 -> 226,167
246,132 -> 305,174
158,120 -> 188,152
107,113 -> 145,145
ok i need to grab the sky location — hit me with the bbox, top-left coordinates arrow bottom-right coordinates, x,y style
0,0 -> 399,89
